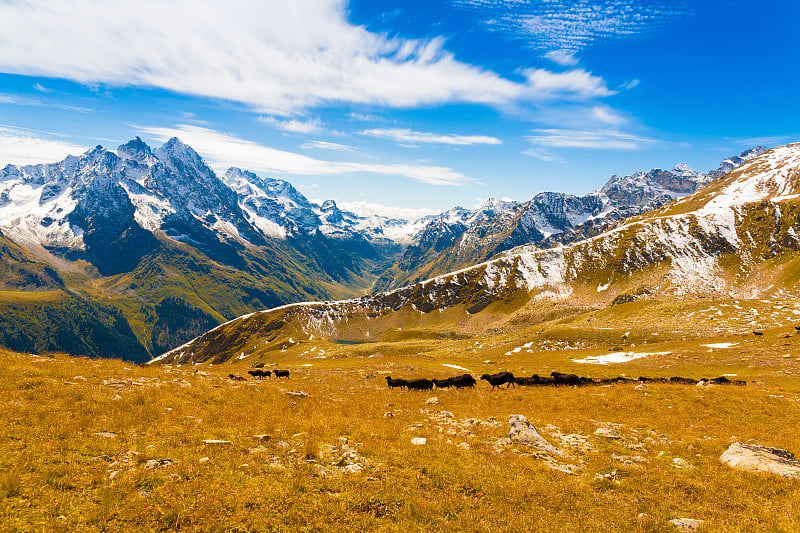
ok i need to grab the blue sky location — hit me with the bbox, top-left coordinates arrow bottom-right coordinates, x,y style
0,0 -> 797,218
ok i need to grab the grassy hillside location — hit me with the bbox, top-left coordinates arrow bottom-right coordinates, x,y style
2,326 -> 799,531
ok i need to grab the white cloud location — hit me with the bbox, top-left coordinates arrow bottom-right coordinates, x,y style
0,0 -> 615,114
526,129 -> 655,150
0,125 -> 89,166
522,148 -> 562,162
521,68 -> 615,99
544,50 -> 579,67
360,128 -> 502,146
260,116 -> 321,134
136,124 -> 468,186
589,106 -> 628,126
453,0 -> 691,53
620,79 -> 640,90
338,200 -> 439,220
301,140 -> 357,153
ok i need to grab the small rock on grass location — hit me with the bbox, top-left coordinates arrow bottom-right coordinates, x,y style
145,458 -> 175,469
669,518 -> 704,531
426,397 -> 439,405
411,437 -> 427,446
93,431 -> 117,439
203,439 -> 232,445
594,427 -> 622,440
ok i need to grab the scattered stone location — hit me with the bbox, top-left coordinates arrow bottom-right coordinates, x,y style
383,412 -> 394,419
284,390 -> 309,398
93,431 -> 117,439
594,427 -> 622,440
145,458 -> 175,469
426,397 -> 439,405
508,415 -> 561,456
275,441 -> 291,450
112,394 -> 122,401
203,439 -> 232,445
199,457 -> 210,463
73,375 -> 87,382
343,464 -> 363,474
313,464 -> 336,477
613,453 -> 649,465
669,518 -> 704,531
252,434 -> 271,442
411,437 -> 427,446
672,457 -> 693,469
457,442 -> 471,450
249,446 -> 269,455
593,471 -> 619,484
634,384 -> 648,391
720,442 -> 800,479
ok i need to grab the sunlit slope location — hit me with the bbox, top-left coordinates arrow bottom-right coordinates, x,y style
154,144 -> 800,364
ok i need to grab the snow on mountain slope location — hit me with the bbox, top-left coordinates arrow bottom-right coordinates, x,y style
155,143 -> 800,364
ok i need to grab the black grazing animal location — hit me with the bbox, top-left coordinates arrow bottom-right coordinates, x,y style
480,372 -> 516,390
385,376 -> 407,390
273,369 -> 290,380
248,369 -> 270,379
432,378 -> 453,389
514,376 -> 537,386
753,330 -> 764,336
670,376 -> 698,385
450,373 -> 477,389
405,378 -> 434,391
228,373 -> 246,381
550,372 -> 581,386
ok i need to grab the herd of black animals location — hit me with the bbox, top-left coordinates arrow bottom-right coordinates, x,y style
386,371 -> 747,390
225,368 -> 746,388
232,369 -> 291,380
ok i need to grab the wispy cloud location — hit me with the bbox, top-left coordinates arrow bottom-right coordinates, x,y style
526,129 -> 656,150
0,125 -> 89,166
301,140 -> 357,153
136,124 -> 469,186
338,200 -> 439,220
260,116 -> 321,134
0,92 -> 92,113
360,128 -> 502,146
453,0 -> 691,54
544,50 -> 579,67
0,0 -> 615,115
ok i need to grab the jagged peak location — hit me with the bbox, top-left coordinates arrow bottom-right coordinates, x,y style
320,199 -> 337,211
117,137 -> 152,162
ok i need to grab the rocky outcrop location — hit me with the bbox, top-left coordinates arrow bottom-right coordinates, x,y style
508,414 -> 561,456
720,442 -> 800,479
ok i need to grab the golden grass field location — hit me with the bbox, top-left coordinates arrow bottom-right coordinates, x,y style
2,317 -> 800,532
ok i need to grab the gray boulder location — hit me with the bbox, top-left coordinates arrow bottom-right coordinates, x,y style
508,415 -> 561,456
720,442 -> 800,479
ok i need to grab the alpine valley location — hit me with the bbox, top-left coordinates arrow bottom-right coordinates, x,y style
0,137 -> 780,361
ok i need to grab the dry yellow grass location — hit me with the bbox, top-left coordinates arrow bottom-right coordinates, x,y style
1,338 -> 800,532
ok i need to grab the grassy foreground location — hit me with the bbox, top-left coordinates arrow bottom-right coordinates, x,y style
1,342 -> 800,532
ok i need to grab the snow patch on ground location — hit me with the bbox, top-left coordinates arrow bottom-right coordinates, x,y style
702,343 -> 738,349
572,351 -> 671,364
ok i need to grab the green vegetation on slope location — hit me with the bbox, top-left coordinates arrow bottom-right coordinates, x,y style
0,291 -> 149,363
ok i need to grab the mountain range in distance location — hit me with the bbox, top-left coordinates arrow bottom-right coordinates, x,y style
156,142 -> 800,366
0,136 -> 772,361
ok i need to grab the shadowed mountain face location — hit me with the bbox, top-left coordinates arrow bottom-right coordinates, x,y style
0,138 -> 406,359
154,144 -> 800,366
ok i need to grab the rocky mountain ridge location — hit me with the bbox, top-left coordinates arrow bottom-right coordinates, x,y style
156,143 -> 800,365
374,146 -> 768,290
